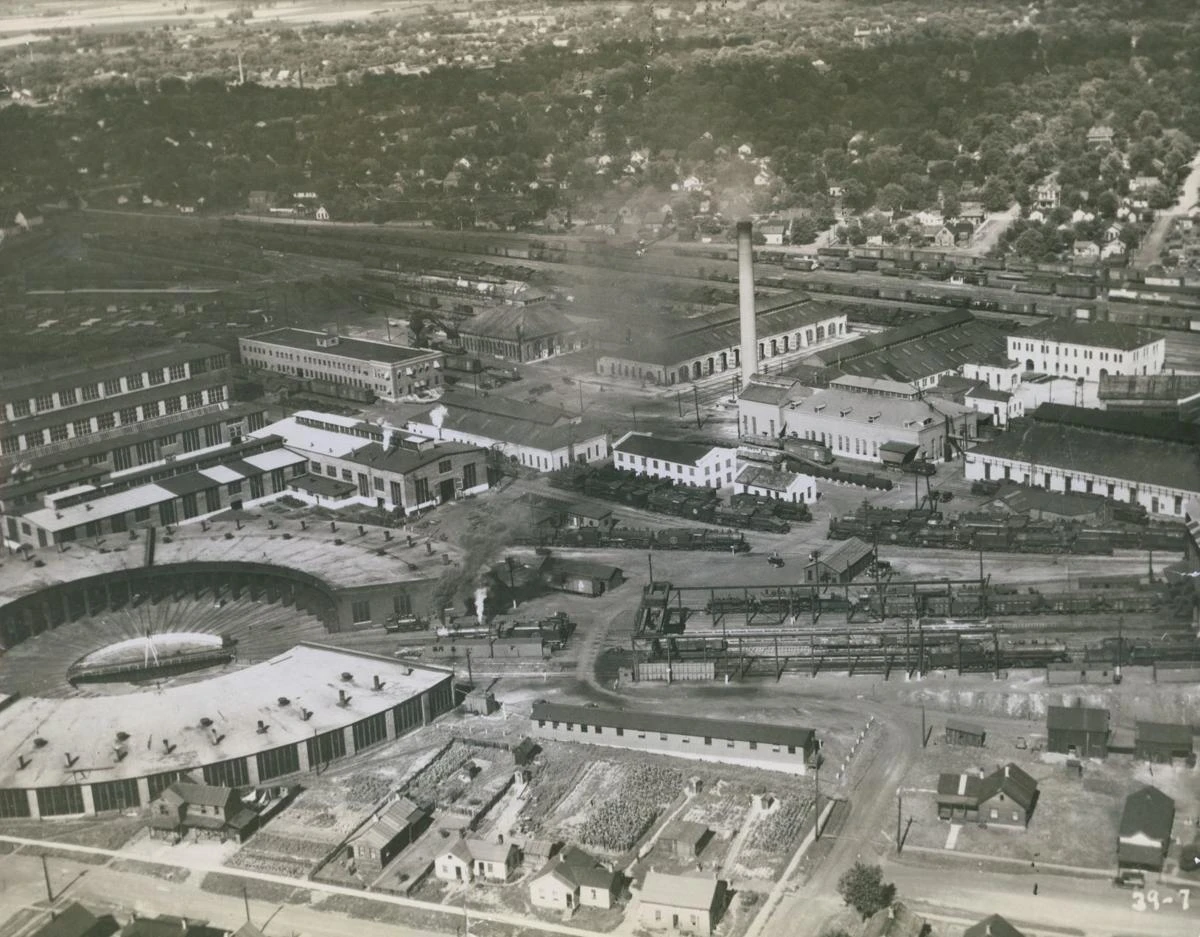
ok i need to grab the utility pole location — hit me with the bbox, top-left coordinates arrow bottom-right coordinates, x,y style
632,405 -> 638,431
676,390 -> 683,418
647,552 -> 654,585
242,885 -> 252,925
41,854 -> 53,903
921,704 -> 927,748
813,762 -> 822,840
578,382 -> 585,417
466,648 -> 473,686
896,790 -> 903,852
693,384 -> 702,429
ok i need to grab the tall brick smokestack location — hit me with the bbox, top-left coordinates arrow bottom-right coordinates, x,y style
737,221 -> 757,387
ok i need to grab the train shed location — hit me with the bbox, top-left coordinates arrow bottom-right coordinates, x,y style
805,538 -> 875,584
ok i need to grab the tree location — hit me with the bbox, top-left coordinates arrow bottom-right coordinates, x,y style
877,183 -> 909,213
837,862 -> 896,920
1012,227 -> 1046,259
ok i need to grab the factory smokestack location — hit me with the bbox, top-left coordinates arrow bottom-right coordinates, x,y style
737,221 -> 757,387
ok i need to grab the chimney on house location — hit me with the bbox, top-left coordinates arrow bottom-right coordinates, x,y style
373,675 -> 383,691
338,690 -> 349,706
737,220 -> 757,387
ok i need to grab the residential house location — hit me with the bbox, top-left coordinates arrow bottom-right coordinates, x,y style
804,537 -> 875,584
1087,125 -> 1116,146
1046,704 -> 1110,757
435,839 -> 474,882
1073,240 -> 1101,260
636,871 -> 726,937
1104,223 -> 1124,243
862,903 -> 929,937
315,205 -> 330,221
959,202 -> 987,223
1102,240 -> 1127,260
150,780 -> 255,842
469,838 -> 520,882
1035,179 -> 1061,210
761,220 -> 788,246
1129,175 -> 1160,193
935,764 -> 1039,827
1118,786 -> 1175,872
345,796 -> 431,874
950,221 -> 975,247
1134,722 -> 1194,764
963,916 -> 1026,937
944,719 -> 986,747
529,846 -> 619,912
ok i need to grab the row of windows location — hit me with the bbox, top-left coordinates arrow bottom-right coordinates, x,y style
978,460 -> 1185,515
537,720 -> 800,754
1011,340 -> 1135,364
0,386 -> 228,455
5,357 -> 226,420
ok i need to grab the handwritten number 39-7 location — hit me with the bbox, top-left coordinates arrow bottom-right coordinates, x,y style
1132,889 -> 1190,911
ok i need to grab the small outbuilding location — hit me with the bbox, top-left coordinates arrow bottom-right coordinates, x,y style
804,537 -> 875,584
661,820 -> 711,860
944,719 -> 986,747
1134,721 -> 1194,763
1046,703 -> 1110,758
345,796 -> 431,874
539,557 -> 624,596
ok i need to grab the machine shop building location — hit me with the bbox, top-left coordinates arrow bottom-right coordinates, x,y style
964,404 -> 1200,519
744,387 -> 974,464
529,701 -> 820,775
239,328 -> 444,402
597,293 -> 847,386
406,393 -> 609,473
1097,373 -> 1200,421
9,435 -> 307,547
1007,319 -> 1165,380
613,432 -> 737,488
457,305 -> 585,362
795,308 -> 1008,391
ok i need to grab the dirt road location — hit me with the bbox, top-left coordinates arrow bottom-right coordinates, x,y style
1133,152 -> 1200,268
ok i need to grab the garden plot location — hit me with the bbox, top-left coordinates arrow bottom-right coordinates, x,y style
535,759 -> 684,857
732,795 -> 814,881
225,735 -> 450,877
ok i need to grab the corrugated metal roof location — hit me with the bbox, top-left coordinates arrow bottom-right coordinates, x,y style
1135,721 -> 1193,748
458,305 -> 577,342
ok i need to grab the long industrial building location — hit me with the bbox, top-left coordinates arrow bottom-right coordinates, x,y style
596,293 -> 847,387
964,404 -> 1200,518
739,383 -> 976,464
0,645 -> 454,818
529,701 -> 820,775
258,412 -> 491,513
8,435 -> 307,547
239,328 -> 444,401
0,345 -> 269,545
406,392 -> 609,472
